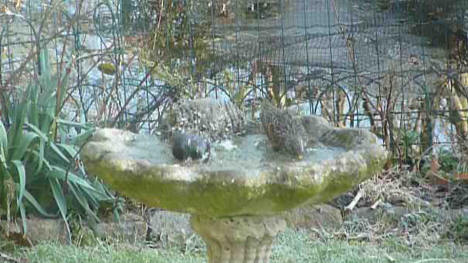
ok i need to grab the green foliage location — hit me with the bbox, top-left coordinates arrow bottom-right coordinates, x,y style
0,50 -> 115,238
400,130 -> 419,163
437,148 -> 459,173
402,130 -> 419,148
399,211 -> 436,233
9,229 -> 468,263
448,215 -> 468,243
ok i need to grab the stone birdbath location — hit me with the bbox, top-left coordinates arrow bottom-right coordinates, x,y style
81,103 -> 387,263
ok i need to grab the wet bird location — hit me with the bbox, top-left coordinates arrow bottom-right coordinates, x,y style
260,101 -> 306,159
171,132 -> 210,162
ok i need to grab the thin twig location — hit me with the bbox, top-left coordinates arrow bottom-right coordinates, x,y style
345,188 -> 364,212
0,252 -> 21,263
110,63 -> 159,127
370,199 -> 382,210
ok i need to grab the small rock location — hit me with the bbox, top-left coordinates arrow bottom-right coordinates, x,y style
346,207 -> 380,224
386,206 -> 411,219
147,210 -> 193,247
347,205 -> 411,224
1,217 -> 68,244
95,213 -> 147,243
284,204 -> 343,230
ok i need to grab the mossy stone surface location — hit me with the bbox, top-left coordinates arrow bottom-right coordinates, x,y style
82,123 -> 387,217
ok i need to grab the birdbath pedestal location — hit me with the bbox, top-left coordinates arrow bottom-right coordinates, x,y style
191,214 -> 286,263
82,120 -> 386,263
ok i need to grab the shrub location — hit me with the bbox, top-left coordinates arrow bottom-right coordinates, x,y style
0,50 -> 115,240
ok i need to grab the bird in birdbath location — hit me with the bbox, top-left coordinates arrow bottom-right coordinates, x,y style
171,132 -> 211,162
260,101 -> 307,159
81,99 -> 388,263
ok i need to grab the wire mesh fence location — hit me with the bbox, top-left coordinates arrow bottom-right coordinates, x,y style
1,0 -> 468,165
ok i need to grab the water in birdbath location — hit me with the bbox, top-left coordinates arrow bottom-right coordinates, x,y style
122,132 -> 346,174
203,134 -> 347,173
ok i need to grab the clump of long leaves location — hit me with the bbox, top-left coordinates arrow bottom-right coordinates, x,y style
0,50 -> 115,240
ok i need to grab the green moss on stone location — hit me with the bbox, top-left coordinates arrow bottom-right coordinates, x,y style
82,128 -> 387,217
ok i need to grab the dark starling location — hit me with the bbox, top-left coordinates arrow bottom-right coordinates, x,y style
260,101 -> 306,159
172,132 -> 211,162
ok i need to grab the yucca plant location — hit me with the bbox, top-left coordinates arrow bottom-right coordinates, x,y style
0,50 -> 115,241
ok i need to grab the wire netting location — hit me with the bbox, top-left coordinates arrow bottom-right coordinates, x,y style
1,0 -> 468,163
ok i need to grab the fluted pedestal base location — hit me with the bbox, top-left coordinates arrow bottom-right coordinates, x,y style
190,215 -> 286,263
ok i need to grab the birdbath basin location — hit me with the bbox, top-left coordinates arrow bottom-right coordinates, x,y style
82,117 -> 387,263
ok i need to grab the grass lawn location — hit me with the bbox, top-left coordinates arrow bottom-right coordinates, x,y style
6,229 -> 467,263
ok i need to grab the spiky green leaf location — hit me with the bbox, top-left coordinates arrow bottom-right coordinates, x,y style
8,102 -> 27,157
49,166 -> 94,191
25,122 -> 48,140
0,121 -> 7,151
57,144 -> 77,159
23,190 -> 55,218
18,201 -> 27,234
10,131 -> 39,161
11,160 -> 26,205
57,119 -> 88,128
49,177 -> 71,242
69,128 -> 95,146
68,182 -> 100,222
49,142 -> 70,163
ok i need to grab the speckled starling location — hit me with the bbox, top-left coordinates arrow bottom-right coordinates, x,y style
172,132 -> 211,162
260,101 -> 306,159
